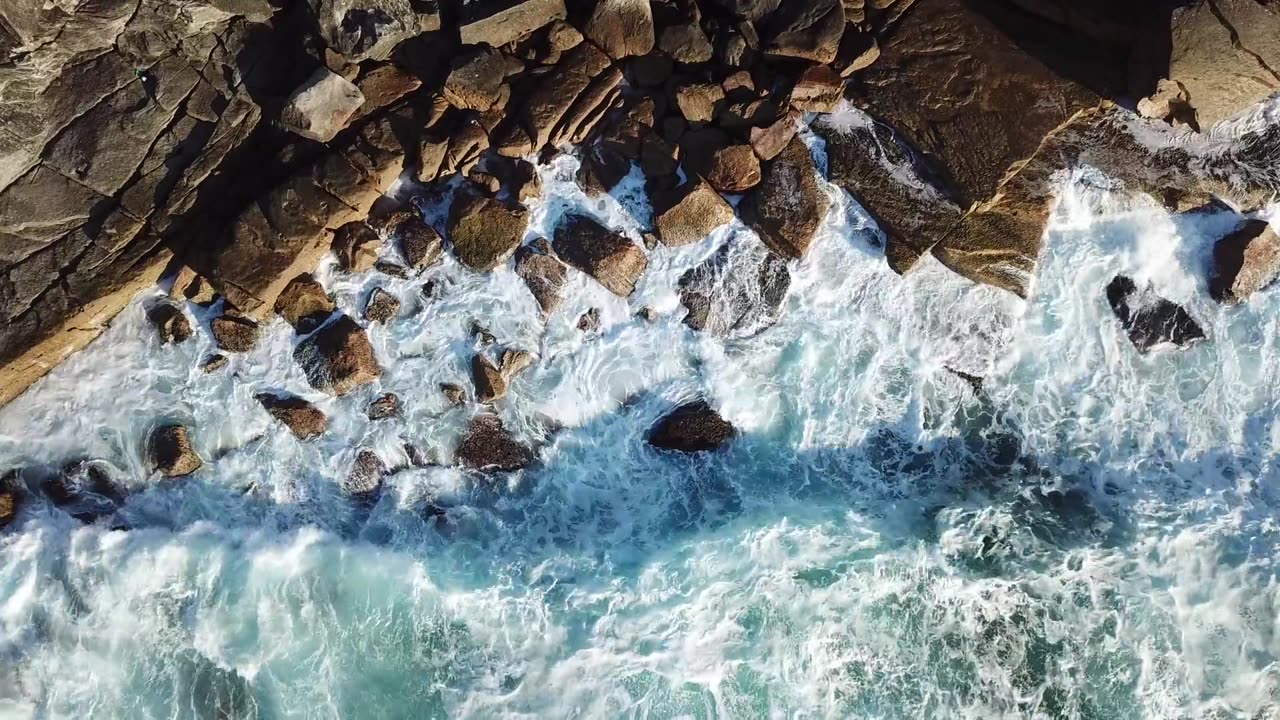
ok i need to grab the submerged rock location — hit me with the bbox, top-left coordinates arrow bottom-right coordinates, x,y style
679,240 -> 791,337
148,303 -> 193,345
1211,220 -> 1280,303
1105,276 -> 1206,353
201,354 -> 229,373
148,425 -> 203,478
210,314 -> 260,353
455,415 -> 534,471
441,383 -> 467,406
552,215 -> 648,296
294,315 -> 383,395
648,400 -> 736,453
256,394 -> 327,440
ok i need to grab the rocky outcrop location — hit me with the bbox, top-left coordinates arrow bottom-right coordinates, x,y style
274,274 -> 336,333
1169,0 -> 1280,128
553,215 -> 648,296
1211,220 -> 1280,303
455,414 -> 534,471
148,425 -> 203,477
648,400 -> 735,452
256,394 -> 328,440
1106,276 -> 1206,353
740,137 -> 829,259
654,178 -> 736,247
679,240 -> 790,337
447,191 -> 530,272
294,314 -> 382,395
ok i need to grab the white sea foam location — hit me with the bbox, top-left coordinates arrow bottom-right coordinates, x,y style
1,136 -> 1279,719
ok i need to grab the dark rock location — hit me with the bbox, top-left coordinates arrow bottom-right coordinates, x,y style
491,157 -> 543,203
472,353 -> 507,403
458,0 -> 567,47
553,215 -> 649,296
763,0 -> 844,63
578,144 -> 632,195
274,274 -> 336,333
256,393 -> 328,440
629,53 -> 674,87
456,414 -> 534,471
711,0 -> 781,22
467,170 -> 502,195
740,137 -> 829,259
1211,220 -> 1280,303
637,306 -> 659,322
639,135 -> 681,181
280,68 -> 365,142
833,31 -> 880,77
703,145 -> 762,194
470,322 -> 498,346
149,425 -> 203,477
444,47 -> 508,112
655,0 -> 714,64
210,315 -> 260,353
441,383 -> 467,406
577,308 -> 602,333
1105,276 -> 1206,353
583,0 -> 655,59
294,315 -> 383,395
0,490 -> 14,529
374,261 -> 409,278
343,449 -> 386,497
383,212 -> 442,269
515,243 -> 568,314
447,191 -> 530,272
148,303 -> 193,345
654,177 -> 737,247
678,127 -> 730,177
679,239 -> 791,336
363,287 -> 401,324
201,354 -> 229,373
368,392 -> 402,420
648,400 -> 735,452
332,222 -> 382,272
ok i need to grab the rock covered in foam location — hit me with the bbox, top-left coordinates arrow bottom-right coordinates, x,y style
679,239 -> 791,337
1211,219 -> 1280,303
1105,276 -> 1206,353
648,400 -> 736,453
294,315 -> 383,395
363,287 -> 401,324
148,425 -> 202,478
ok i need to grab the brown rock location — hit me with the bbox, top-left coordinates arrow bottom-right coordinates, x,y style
368,393 -> 402,420
1212,220 -> 1280,303
256,393 -> 328,440
515,243 -> 569,314
210,315 -> 260,353
629,53 -> 674,87
548,20 -> 585,52
201,354 -> 228,373
386,213 -> 443,269
499,348 -> 536,378
648,400 -> 735,452
472,353 -> 507,403
363,287 -> 401,324
148,303 -> 193,345
332,222 -> 381,272
763,0 -> 845,63
675,82 -> 726,123
468,170 -> 502,194
655,0 -> 714,63
722,71 -> 755,95
516,42 -> 616,151
355,64 -> 422,119
553,215 -> 649,296
740,137 -> 829,259
583,0 -> 656,59
149,425 -> 203,477
280,68 -> 366,143
274,273 -> 336,333
458,0 -> 568,47
703,145 -> 762,194
344,449 -> 386,497
0,490 -> 15,529
834,32 -> 880,77
790,65 -> 844,112
455,414 -> 534,471
294,315 -> 382,395
1137,78 -> 1199,130
441,383 -> 467,406
447,191 -> 530,272
578,143 -> 633,195
654,177 -> 737,246
749,112 -> 800,161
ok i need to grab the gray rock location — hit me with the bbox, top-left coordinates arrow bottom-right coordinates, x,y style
515,243 -> 568,314
280,67 -> 365,142
1106,276 -> 1205,353
308,0 -> 418,62
368,392 -> 402,420
1169,0 -> 1280,128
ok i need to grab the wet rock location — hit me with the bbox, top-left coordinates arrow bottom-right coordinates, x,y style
583,0 -> 655,59
500,348 -> 535,378
343,449 -> 386,497
678,127 -> 729,179
578,143 -> 632,195
280,68 -> 365,143
790,65 -> 844,113
374,261 -> 409,279
654,177 -> 736,247
833,31 -> 880,77
703,145 -> 762,194
711,0 -> 781,22
763,0 -> 844,63
491,157 -> 542,203
1169,0 -> 1280,128
1138,78 -> 1198,130
679,239 -> 791,336
274,273 -> 336,333
387,213 -> 443,269
294,315 -> 383,395
648,400 -> 736,452
363,287 -> 401,323
472,353 -> 507,403
1211,220 -> 1280,303
459,0 -> 567,47
637,306 -> 659,322
1105,276 -> 1206,353
210,315 -> 260,353
148,303 -> 193,345
368,393 -> 402,420
0,487 -> 17,529
441,383 -> 467,406
470,322 -> 498,346
577,308 -> 602,333
332,221 -> 382,272
675,82 -> 726,123
740,137 -> 829,259
639,135 -> 681,181
148,425 -> 203,477
447,191 -> 530,272
553,215 -> 649,296
515,243 -> 568,314
256,394 -> 328,440
201,354 -> 229,373
455,415 -> 534,471
444,47 -> 508,112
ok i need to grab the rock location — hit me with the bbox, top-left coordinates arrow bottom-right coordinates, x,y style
1169,0 -> 1280,128
374,261 -> 409,279
343,449 -> 386,497
149,425 -> 203,477
280,68 -> 366,143
447,191 -> 530,272
679,239 -> 791,336
332,222 -> 381,272
1211,220 -> 1280,303
639,135 -> 681,180
491,157 -> 542,202
294,314 -> 382,395
711,0 -> 781,22
674,83 -> 726,123
578,143 -> 632,195
441,383 -> 467,406
629,53 -> 674,87
354,64 -> 423,119
1105,276 -> 1206,353
548,20 -> 585,52
678,127 -> 730,175
506,42 -> 619,152
444,47 -> 508,112
515,243 -> 568,314
274,274 -> 336,333
577,308 -> 602,333
500,348 -> 536,378
637,306 -> 659,322
455,414 -> 534,471
363,287 -> 401,323
763,0 -> 844,63
749,111 -> 800,161
309,0 -> 418,62
368,393 -> 402,420
0,488 -> 16,529
834,32 -> 880,77
648,400 -> 735,452
703,145 -> 762,194
382,213 -> 442,269
553,215 -> 649,296
210,315 -> 260,353
583,0 -> 655,59
470,322 -> 498,346
790,65 -> 844,112
654,177 -> 737,246
472,353 -> 507,403
459,0 -> 567,47
1137,79 -> 1198,130
740,137 -> 829,259
655,0 -> 714,64
201,354 -> 229,373
256,393 -> 327,440
148,303 -> 193,345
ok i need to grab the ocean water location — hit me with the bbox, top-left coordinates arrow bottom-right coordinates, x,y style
1,121 -> 1280,719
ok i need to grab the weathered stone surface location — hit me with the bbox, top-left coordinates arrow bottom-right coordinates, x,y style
763,0 -> 844,63
703,145 -> 762,194
455,414 -> 534,471
578,143 -> 632,195
386,213 -> 442,269
472,353 -> 507,404
679,239 -> 791,337
444,47 -> 508,112
368,392 -> 402,420
648,400 -> 735,452
354,64 -> 422,119
210,314 -> 261,353
675,83 -> 725,123
281,68 -> 366,143
790,64 -> 844,112
499,348 -> 535,378
458,0 -> 567,47
834,31 -> 880,77
148,303 -> 193,345
655,0 -> 714,63
447,191 -> 530,272
654,178 -> 736,247
740,137 -> 829,259
1211,220 -> 1280,303
332,222 -> 381,272
363,287 -> 401,323
309,0 -> 418,61
583,0 -> 655,59
515,243 -> 568,314
344,448 -> 386,496
1169,0 -> 1280,128
256,393 -> 328,440
0,487 -> 16,529
274,273 -> 336,333
294,314 -> 382,395
553,215 -> 649,296
149,425 -> 203,477
1137,78 -> 1198,130
1106,276 -> 1206,353
711,0 -> 781,22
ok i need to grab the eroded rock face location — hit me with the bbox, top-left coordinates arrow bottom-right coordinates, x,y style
654,178 -> 736,247
583,0 -> 655,59
1106,276 -> 1206,353
740,137 -> 829,259
309,0 -> 419,62
256,394 -> 328,440
1211,220 -> 1280,303
1169,0 -> 1280,128
455,414 -> 534,471
368,392 -> 402,420
333,222 -> 382,272
552,215 -> 649,296
447,191 -> 530,272
458,0 -> 567,47
679,239 -> 791,337
149,425 -> 203,477
294,314 -> 382,395
648,400 -> 735,452
274,274 -> 336,333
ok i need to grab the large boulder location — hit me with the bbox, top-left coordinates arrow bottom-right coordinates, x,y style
1105,276 -> 1206,353
148,425 -> 203,477
515,242 -> 568,314
458,0 -> 567,47
702,145 -> 762,194
1211,219 -> 1280,303
763,0 -> 844,64
307,0 -> 419,62
443,47 -> 508,112
280,67 -> 365,143
294,314 -> 382,395
679,239 -> 791,337
552,215 -> 649,296
654,178 -> 736,247
386,213 -> 443,269
447,191 -> 530,272
455,414 -> 534,471
1169,0 -> 1280,128
256,394 -> 328,440
655,0 -> 714,64
739,137 -> 829,259
273,273 -> 336,333
332,221 -> 382,272
582,0 -> 655,59
648,400 -> 735,452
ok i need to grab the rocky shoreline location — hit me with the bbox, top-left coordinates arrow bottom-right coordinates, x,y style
2,0 -> 1280,527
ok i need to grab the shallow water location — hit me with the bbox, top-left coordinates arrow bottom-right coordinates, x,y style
2,126 -> 1280,719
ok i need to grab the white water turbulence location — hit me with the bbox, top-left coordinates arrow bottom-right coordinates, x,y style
2,125 -> 1280,720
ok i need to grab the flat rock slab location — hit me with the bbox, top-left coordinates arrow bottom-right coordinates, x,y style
281,67 -> 365,142
552,214 -> 648,296
459,0 -> 567,47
